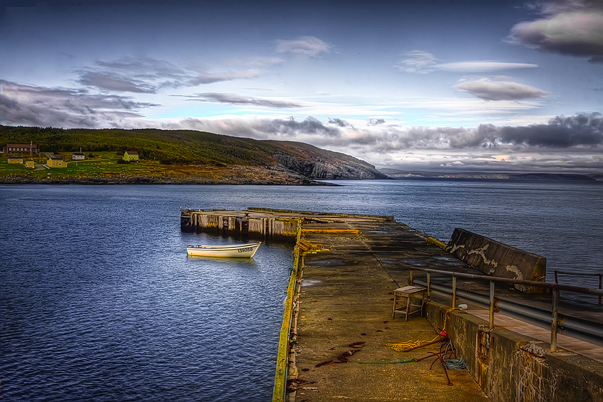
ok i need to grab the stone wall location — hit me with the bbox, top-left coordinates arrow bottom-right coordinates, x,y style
423,301 -> 603,402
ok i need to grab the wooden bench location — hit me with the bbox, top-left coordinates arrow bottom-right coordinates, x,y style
392,285 -> 426,321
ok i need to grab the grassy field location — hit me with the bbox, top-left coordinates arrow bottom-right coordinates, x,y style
0,152 -> 305,184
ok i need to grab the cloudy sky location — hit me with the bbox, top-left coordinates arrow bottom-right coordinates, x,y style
1,0 -> 602,173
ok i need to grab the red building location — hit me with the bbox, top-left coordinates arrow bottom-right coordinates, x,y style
2,143 -> 39,154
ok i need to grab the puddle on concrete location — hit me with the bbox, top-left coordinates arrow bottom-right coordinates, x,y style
431,255 -> 465,266
401,258 -> 428,267
378,259 -> 401,265
432,255 -> 458,262
304,258 -> 348,267
301,279 -> 321,287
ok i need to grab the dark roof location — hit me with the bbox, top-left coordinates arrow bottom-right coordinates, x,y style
49,156 -> 63,160
127,151 -> 138,155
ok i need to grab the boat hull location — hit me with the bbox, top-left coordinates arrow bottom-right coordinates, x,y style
187,243 -> 261,258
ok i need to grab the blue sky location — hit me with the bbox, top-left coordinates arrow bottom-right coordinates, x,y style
1,0 -> 602,173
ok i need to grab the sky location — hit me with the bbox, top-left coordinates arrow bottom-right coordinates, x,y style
1,0 -> 602,174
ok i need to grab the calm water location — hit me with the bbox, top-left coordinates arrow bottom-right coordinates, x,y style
2,181 -> 603,401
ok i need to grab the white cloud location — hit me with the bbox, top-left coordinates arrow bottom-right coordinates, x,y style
397,51 -> 538,74
435,61 -> 538,72
224,56 -> 284,68
454,77 -> 548,101
185,92 -> 302,108
396,50 -> 438,74
274,36 -> 333,57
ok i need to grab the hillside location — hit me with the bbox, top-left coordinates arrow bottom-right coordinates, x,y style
0,126 -> 387,184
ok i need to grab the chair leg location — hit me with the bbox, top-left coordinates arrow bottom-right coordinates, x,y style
405,296 -> 411,322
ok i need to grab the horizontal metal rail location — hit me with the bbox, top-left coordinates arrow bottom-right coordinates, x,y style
555,270 -> 602,305
409,267 -> 603,296
409,267 -> 603,352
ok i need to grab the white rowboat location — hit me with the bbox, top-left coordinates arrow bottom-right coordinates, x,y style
187,242 -> 261,258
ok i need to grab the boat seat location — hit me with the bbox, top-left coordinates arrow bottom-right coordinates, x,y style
392,285 -> 426,321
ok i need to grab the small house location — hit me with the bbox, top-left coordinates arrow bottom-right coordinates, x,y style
25,160 -> 35,168
47,156 -> 67,168
123,151 -> 139,162
72,152 -> 85,160
7,157 -> 23,164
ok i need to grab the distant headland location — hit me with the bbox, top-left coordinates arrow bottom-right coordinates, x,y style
0,125 -> 387,185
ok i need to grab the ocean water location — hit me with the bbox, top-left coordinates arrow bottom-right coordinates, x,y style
1,180 -> 602,400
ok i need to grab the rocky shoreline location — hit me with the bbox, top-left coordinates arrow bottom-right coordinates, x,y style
0,175 -> 335,186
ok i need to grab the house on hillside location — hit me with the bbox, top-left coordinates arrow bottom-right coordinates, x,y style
7,157 -> 23,164
123,151 -> 139,162
47,156 -> 67,168
72,152 -> 85,160
25,160 -> 35,168
3,143 -> 39,154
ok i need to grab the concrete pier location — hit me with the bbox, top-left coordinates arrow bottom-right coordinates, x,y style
180,208 -> 603,401
181,207 -> 394,239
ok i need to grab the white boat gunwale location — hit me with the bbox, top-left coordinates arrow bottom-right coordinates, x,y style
186,242 -> 261,258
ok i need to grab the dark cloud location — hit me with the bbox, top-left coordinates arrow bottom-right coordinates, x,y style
78,72 -> 156,93
327,117 -> 350,127
454,78 -> 548,101
188,92 -> 301,108
367,118 -> 385,126
96,57 -> 187,79
0,80 -> 155,128
507,3 -> 603,62
311,113 -> 603,153
498,113 -> 603,147
260,116 -> 342,138
78,57 -> 263,93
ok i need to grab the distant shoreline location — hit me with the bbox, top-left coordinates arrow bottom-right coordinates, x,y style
379,170 -> 602,182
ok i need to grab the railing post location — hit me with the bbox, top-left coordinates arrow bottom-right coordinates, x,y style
427,272 -> 431,297
554,270 -> 559,284
599,274 -> 602,306
489,280 -> 495,330
451,275 -> 457,308
551,289 -> 559,352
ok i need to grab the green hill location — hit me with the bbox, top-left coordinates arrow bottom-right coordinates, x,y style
0,126 -> 387,184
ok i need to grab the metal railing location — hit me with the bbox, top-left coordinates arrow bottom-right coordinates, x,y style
408,268 -> 603,352
555,270 -> 602,305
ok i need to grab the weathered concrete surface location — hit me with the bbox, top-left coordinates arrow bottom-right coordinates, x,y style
291,221 -> 489,401
291,217 -> 603,402
446,228 -> 546,292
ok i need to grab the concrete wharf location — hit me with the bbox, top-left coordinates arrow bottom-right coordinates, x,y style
181,208 -> 603,401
